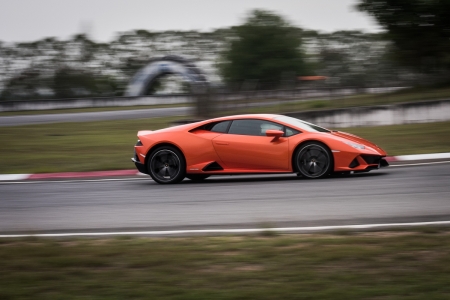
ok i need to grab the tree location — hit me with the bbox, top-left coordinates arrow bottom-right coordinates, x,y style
219,10 -> 308,90
357,0 -> 450,74
306,30 -> 398,88
53,67 -> 119,98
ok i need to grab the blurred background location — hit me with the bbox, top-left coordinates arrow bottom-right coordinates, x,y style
0,0 -> 448,114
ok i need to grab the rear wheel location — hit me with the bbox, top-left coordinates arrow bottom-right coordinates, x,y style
186,174 -> 210,181
148,146 -> 186,184
295,142 -> 333,179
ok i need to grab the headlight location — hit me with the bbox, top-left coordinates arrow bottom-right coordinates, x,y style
345,142 -> 365,149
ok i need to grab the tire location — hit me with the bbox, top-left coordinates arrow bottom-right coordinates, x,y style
186,174 -> 210,181
147,146 -> 186,184
295,142 -> 333,179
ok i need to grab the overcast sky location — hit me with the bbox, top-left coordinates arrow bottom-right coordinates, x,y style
0,0 -> 381,43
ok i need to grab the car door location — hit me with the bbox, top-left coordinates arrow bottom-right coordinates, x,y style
212,119 -> 289,170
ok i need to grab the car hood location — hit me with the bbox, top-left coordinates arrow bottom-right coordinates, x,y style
138,130 -> 153,136
330,130 -> 385,153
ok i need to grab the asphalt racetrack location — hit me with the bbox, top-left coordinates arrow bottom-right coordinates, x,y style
1,162 -> 450,235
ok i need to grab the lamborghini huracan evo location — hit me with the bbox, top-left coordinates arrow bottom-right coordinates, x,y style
132,114 -> 389,184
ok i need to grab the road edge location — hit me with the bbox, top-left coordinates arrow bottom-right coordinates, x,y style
1,152 -> 450,181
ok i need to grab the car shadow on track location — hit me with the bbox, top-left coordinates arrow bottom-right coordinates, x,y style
176,171 -> 389,185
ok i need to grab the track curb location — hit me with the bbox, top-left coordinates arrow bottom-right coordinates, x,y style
385,152 -> 450,162
1,152 -> 450,181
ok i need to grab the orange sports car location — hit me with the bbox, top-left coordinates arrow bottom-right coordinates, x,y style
132,114 -> 388,184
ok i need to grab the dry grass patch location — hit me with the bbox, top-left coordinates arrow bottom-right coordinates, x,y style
2,230 -> 450,299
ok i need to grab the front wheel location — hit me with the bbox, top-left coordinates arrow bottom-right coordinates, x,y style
295,142 -> 333,179
148,146 -> 186,184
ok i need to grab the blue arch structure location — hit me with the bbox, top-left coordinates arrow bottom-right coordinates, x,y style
124,55 -> 208,97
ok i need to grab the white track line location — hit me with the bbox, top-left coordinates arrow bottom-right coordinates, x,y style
0,174 -> 30,181
396,153 -> 450,161
1,220 -> 450,238
390,160 -> 450,167
0,177 -> 150,184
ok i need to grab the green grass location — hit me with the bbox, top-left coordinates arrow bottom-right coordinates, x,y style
1,118 -> 450,174
1,230 -> 450,299
0,116 -> 180,174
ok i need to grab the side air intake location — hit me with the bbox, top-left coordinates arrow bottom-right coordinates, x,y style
203,162 -> 224,171
361,155 -> 381,165
349,158 -> 360,168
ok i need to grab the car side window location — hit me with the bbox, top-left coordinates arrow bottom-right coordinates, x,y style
208,121 -> 231,133
228,119 -> 284,136
285,127 -> 300,137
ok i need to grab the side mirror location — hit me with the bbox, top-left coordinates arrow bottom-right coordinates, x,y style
266,129 -> 284,140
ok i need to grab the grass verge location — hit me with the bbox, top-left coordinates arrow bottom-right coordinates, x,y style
1,118 -> 450,174
1,230 -> 450,299
0,116 -> 180,174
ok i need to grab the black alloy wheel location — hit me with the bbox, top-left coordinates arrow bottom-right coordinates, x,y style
186,174 -> 210,181
296,142 -> 333,179
148,146 -> 186,184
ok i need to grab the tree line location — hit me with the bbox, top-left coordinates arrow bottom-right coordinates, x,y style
0,1 -> 448,101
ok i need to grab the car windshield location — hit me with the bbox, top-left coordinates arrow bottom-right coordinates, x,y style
274,116 -> 330,133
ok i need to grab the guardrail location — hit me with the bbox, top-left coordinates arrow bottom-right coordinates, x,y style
0,95 -> 192,112
0,87 -> 405,112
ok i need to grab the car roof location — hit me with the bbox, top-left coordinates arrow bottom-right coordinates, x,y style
208,114 -> 280,122
168,114 -> 288,133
